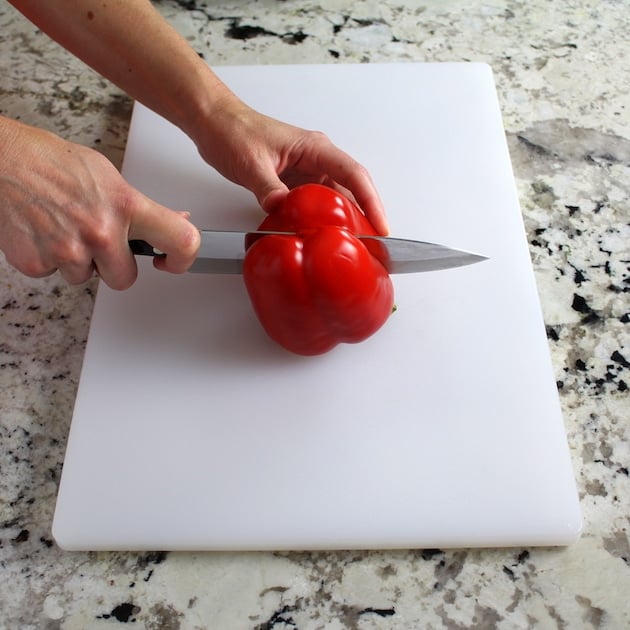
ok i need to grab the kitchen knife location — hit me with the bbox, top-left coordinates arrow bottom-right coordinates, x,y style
129,230 -> 487,275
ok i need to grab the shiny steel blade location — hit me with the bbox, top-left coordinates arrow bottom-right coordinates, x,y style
186,230 -> 488,274
189,230 -> 306,274
188,230 -> 250,274
356,235 -> 488,274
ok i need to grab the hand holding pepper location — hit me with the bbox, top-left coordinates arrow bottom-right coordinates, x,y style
191,99 -> 390,237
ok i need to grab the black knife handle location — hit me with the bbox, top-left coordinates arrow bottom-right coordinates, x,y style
128,240 -> 165,257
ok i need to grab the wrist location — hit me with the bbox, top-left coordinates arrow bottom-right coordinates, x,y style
180,74 -> 253,158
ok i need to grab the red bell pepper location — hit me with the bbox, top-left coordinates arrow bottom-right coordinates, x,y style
243,183 -> 394,355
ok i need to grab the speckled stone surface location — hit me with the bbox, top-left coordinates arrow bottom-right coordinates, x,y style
0,1 -> 628,628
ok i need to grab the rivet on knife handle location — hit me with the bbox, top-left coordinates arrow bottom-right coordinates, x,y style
129,240 -> 165,257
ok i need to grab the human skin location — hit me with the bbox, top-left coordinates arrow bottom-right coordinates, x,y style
2,0 -> 388,289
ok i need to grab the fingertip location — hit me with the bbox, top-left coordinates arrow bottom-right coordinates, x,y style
359,196 -> 390,236
172,211 -> 200,256
98,262 -> 138,291
183,219 -> 202,255
259,185 -> 289,214
378,216 -> 391,237
334,167 -> 389,235
366,196 -> 390,236
112,268 -> 138,291
165,220 -> 200,273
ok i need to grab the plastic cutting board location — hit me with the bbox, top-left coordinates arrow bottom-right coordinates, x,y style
52,63 -> 582,550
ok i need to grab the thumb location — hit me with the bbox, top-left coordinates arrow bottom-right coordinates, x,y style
128,192 -> 200,274
259,184 -> 289,214
238,159 -> 289,214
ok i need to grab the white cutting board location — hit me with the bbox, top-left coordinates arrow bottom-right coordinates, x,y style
52,63 -> 581,550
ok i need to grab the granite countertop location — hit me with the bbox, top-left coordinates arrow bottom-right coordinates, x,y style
1,0 -> 628,628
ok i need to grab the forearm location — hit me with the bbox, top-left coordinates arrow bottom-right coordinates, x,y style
8,1 -> 389,232
8,0 -> 237,137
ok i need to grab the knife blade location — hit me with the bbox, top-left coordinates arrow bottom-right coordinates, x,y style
129,230 -> 487,275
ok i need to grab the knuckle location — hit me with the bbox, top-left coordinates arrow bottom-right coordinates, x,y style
85,221 -> 115,256
353,160 -> 369,176
52,238 -> 85,267
11,255 -> 51,279
351,162 -> 370,184
307,129 -> 330,144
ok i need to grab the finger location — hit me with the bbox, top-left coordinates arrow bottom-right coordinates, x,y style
7,241 -> 101,285
86,227 -> 138,291
91,243 -> 138,290
58,261 -> 98,286
239,156 -> 290,214
128,193 -> 200,274
325,166 -> 389,236
299,140 -> 390,235
319,177 -> 359,207
260,185 -> 289,214
35,237 -> 111,287
3,249 -> 56,279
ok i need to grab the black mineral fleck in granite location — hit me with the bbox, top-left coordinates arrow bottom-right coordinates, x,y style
571,293 -> 600,322
421,548 -> 444,560
503,565 -> 516,580
97,602 -> 141,623
225,19 -> 308,45
173,0 -> 198,9
611,350 -> 630,369
255,604 -> 297,630
226,21 -> 273,40
360,607 -> 396,617
136,550 -> 167,568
